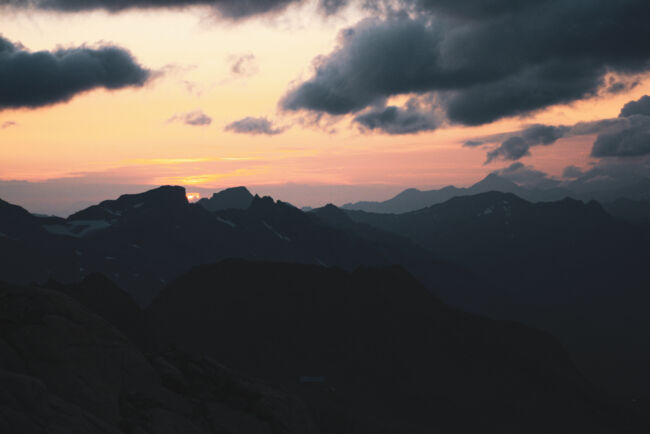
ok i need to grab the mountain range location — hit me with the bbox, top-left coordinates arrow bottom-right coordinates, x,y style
342,173 -> 650,214
2,183 -> 650,431
0,185 -> 489,307
334,192 -> 650,398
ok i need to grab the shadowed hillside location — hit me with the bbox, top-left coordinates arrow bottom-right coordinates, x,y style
341,192 -> 650,398
146,259 -> 645,434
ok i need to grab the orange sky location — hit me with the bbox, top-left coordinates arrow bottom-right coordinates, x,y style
1,2 -> 650,210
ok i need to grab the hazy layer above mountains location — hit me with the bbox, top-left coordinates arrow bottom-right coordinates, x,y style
342,174 -> 650,213
0,180 -> 405,217
3,170 -> 650,217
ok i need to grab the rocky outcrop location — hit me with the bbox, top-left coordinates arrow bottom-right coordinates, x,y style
0,281 -> 319,434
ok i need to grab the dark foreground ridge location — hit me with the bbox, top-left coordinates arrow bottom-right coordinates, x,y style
2,184 -> 650,426
1,259 -> 646,433
0,276 -> 318,434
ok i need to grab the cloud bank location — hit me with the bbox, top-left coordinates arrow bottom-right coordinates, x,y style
467,95 -> 650,163
0,0 -> 349,19
281,1 -> 650,128
354,97 -> 440,134
0,35 -> 150,110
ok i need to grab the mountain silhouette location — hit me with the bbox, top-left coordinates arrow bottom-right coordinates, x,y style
2,185 -> 650,404
343,191 -> 650,398
146,259 -> 645,434
341,174 -> 574,213
602,197 -> 650,223
341,173 -> 650,214
197,186 -> 254,212
0,186 -> 485,307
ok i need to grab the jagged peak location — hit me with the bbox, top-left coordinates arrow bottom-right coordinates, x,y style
471,173 -> 520,191
312,203 -> 351,224
210,186 -> 252,199
199,186 -> 254,211
116,185 -> 188,206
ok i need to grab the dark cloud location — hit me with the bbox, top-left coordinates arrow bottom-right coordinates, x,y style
467,95 -> 650,162
229,53 -> 257,77
282,1 -> 650,126
405,0 -> 538,18
354,98 -> 439,134
607,82 -> 627,94
167,109 -> 212,126
281,17 -> 441,115
0,0 -> 349,19
485,137 -> 530,163
1,120 -> 17,128
591,115 -> 650,158
320,0 -> 348,14
224,116 -> 285,135
491,162 -> 561,189
568,157 -> 650,192
588,94 -> 650,157
605,76 -> 639,95
492,158 -> 650,193
484,124 -> 570,163
0,35 -> 150,110
619,95 -> 650,117
562,165 -> 584,179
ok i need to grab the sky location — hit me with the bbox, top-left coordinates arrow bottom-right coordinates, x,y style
1,0 -> 650,215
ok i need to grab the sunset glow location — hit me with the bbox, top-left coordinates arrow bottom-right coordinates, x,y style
1,1 -> 650,214
186,192 -> 201,202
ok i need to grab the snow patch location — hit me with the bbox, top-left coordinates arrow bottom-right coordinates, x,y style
216,216 -> 237,228
262,220 -> 291,241
133,202 -> 144,208
43,220 -> 111,237
104,208 -> 122,217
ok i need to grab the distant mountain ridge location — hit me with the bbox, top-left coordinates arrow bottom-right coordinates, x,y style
0,185 -> 485,308
2,184 -> 650,402
342,173 -> 650,213
197,186 -> 253,212
339,191 -> 650,398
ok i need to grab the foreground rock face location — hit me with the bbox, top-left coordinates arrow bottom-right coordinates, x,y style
2,260 -> 648,434
147,259 -> 646,434
0,282 -> 319,434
